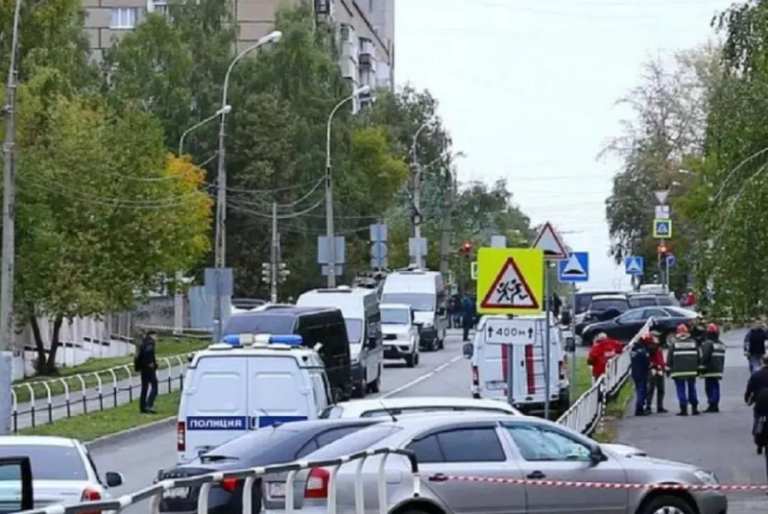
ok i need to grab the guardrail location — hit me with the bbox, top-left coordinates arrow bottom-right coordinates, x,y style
557,318 -> 654,435
18,448 -> 420,514
11,354 -> 191,432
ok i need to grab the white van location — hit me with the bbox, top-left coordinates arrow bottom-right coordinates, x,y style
296,287 -> 384,397
466,315 -> 570,416
380,303 -> 419,367
176,335 -> 331,463
380,269 -> 447,352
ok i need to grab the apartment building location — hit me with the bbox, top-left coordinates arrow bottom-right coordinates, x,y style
84,0 -> 395,91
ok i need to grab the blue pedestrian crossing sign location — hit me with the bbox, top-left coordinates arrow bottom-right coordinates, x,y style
653,219 -> 672,239
558,252 -> 589,283
625,256 -> 644,276
666,254 -> 676,268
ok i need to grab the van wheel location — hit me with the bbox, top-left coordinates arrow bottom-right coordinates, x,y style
353,376 -> 366,398
405,353 -> 416,368
639,495 -> 696,514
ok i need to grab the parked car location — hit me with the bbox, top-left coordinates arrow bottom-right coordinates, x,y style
319,397 -> 522,419
627,293 -> 681,308
581,306 -> 699,346
290,413 -> 726,514
0,436 -> 123,511
575,294 -> 630,335
158,419 -> 381,514
573,289 -> 623,316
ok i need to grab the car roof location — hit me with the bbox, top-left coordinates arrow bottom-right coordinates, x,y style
380,303 -> 411,310
230,306 -> 340,318
591,294 -> 628,301
370,411 -> 568,434
627,293 -> 655,298
338,397 -> 520,415
0,436 -> 77,447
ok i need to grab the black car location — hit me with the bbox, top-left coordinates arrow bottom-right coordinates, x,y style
157,419 -> 381,514
575,295 -> 630,335
581,306 -> 698,346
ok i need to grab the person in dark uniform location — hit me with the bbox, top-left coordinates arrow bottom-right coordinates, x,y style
135,330 -> 159,414
461,294 -> 476,342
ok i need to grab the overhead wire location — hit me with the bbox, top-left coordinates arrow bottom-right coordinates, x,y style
229,196 -> 325,220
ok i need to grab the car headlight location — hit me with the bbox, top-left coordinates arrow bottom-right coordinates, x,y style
694,470 -> 719,486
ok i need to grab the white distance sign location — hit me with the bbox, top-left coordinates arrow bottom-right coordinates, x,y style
484,318 -> 536,346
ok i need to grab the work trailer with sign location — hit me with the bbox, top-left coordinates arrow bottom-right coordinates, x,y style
467,315 -> 570,416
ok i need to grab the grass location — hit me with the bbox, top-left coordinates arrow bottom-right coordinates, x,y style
593,379 -> 635,443
19,391 -> 181,441
574,356 -> 592,397
12,337 -> 207,404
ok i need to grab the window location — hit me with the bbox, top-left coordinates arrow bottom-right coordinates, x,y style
314,426 -> 362,447
110,7 -> 137,29
505,425 -> 592,462
301,426 -> 401,460
380,293 -> 436,312
148,0 -> 167,15
643,308 -> 668,318
319,405 -> 344,419
0,445 -> 87,480
345,319 -> 364,344
381,308 -> 410,325
617,309 -> 646,323
295,439 -> 319,459
407,427 -> 506,463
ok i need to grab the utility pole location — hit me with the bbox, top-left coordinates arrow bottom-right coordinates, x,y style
0,0 -> 23,436
438,168 -> 454,283
270,202 -> 278,304
410,122 -> 429,269
324,154 -> 336,288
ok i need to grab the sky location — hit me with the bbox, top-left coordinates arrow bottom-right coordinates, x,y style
394,0 -> 733,291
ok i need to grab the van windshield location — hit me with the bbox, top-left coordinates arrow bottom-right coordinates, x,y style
222,314 -> 296,336
381,308 -> 410,325
381,293 -> 435,312
345,319 -> 363,344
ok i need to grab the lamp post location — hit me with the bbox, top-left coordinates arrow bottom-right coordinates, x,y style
212,30 -> 282,344
324,85 -> 371,287
410,121 -> 432,269
178,105 -> 232,157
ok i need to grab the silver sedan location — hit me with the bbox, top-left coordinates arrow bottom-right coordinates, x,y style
266,413 -> 726,514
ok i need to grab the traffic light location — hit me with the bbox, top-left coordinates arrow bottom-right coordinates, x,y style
658,243 -> 668,256
278,263 -> 290,283
459,241 -> 473,255
261,262 -> 271,284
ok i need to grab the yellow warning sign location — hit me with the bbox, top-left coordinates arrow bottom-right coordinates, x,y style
476,248 -> 544,315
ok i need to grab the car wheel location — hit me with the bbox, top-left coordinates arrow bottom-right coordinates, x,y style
639,495 -> 696,514
353,375 -> 366,399
405,352 -> 416,368
415,352 -> 420,365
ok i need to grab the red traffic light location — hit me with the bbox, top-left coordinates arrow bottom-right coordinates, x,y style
458,242 -> 473,255
658,244 -> 668,254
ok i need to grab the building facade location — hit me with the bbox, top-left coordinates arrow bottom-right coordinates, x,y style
84,0 -> 395,91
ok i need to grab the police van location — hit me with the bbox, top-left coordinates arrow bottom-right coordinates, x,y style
465,314 -> 570,415
176,334 -> 331,463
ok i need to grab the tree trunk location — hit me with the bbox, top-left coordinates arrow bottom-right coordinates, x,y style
28,311 -> 47,374
46,315 -> 64,375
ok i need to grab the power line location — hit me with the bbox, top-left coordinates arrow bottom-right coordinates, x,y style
229,197 -> 325,220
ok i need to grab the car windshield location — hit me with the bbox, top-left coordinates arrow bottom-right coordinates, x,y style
345,319 -> 364,344
303,426 -> 402,460
629,296 -> 656,308
199,425 -> 299,461
590,299 -> 628,311
0,445 -> 87,481
381,308 -> 410,325
664,306 -> 697,318
381,293 -> 435,312
222,313 -> 296,336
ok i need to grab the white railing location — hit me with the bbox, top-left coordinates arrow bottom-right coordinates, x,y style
556,318 -> 655,435
18,448 -> 420,514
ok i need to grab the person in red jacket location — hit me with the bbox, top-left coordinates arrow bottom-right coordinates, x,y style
588,332 -> 624,382
645,331 -> 668,414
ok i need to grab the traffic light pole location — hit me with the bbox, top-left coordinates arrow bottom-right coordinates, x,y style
270,202 -> 278,304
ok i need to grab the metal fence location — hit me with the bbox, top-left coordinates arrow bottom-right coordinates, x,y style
556,318 -> 654,435
11,355 -> 190,432
18,448 -> 419,514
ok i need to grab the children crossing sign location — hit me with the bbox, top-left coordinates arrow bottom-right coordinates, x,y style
477,248 -> 544,315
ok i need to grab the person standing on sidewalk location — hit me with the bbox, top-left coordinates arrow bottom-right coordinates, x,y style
461,294 -> 475,342
700,323 -> 726,413
745,356 -> 768,462
630,333 -> 652,417
135,330 -> 159,414
646,331 -> 668,414
587,332 -> 623,384
667,324 -> 700,417
745,320 -> 767,375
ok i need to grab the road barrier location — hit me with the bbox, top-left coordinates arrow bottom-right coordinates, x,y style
556,318 -> 654,435
17,448 -> 420,514
11,354 -> 191,432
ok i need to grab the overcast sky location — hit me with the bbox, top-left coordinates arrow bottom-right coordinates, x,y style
395,0 -> 733,291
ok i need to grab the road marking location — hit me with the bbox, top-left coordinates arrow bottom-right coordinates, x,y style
382,355 -> 463,398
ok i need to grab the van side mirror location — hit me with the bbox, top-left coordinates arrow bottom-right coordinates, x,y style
462,343 -> 474,359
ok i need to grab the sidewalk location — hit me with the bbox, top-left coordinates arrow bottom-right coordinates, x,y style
13,361 -> 187,431
615,328 -> 766,513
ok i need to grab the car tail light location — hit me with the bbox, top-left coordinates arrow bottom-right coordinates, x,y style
221,478 -> 241,493
81,487 -> 102,514
177,421 -> 186,452
472,365 -> 479,386
304,467 -> 330,499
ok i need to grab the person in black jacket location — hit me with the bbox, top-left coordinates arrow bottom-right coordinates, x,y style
745,355 -> 768,459
745,321 -> 767,375
136,330 -> 159,414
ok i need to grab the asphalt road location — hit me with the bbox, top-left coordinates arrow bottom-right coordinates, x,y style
90,329 -> 474,512
616,328 -> 765,513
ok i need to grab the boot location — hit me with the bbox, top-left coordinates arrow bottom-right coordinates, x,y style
692,405 -> 701,416
712,404 -> 720,413
635,408 -> 647,416
705,404 -> 717,413
677,406 -> 688,417
657,405 -> 668,414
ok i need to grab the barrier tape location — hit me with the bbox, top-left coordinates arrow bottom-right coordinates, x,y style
437,474 -> 768,492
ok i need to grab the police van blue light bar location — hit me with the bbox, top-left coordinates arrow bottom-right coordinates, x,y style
221,334 -> 242,347
269,335 -> 303,346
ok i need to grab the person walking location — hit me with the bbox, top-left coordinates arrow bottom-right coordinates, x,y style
745,320 -> 767,375
667,324 -> 700,416
587,332 -> 623,384
745,356 -> 768,461
135,330 -> 159,414
461,294 -> 475,342
700,323 -> 726,413
630,333 -> 652,417
645,331 -> 668,414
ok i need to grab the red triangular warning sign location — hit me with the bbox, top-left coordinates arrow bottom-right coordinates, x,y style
481,258 -> 540,310
532,222 -> 568,260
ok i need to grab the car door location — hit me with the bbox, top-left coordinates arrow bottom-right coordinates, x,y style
0,457 -> 33,513
613,309 -> 647,341
407,424 -> 526,514
501,422 -> 628,514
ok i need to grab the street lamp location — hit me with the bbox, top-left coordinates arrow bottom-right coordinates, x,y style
212,29 -> 282,344
324,85 -> 371,287
409,120 -> 435,269
178,105 -> 232,157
